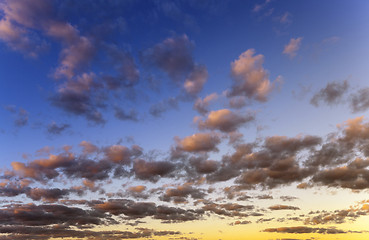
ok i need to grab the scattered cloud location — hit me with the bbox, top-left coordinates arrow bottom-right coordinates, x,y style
310,80 -> 349,107
283,37 -> 303,58
229,49 -> 278,102
195,109 -> 254,132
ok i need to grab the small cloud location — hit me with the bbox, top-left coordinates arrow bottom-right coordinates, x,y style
4,106 -> 29,127
279,12 -> 292,24
114,107 -> 139,122
47,122 -> 70,135
283,37 -> 303,58
310,80 -> 349,107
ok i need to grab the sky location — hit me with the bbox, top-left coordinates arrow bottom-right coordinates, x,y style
1,0 -> 369,239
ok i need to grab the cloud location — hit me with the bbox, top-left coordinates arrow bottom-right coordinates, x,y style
283,37 -> 303,58
229,49 -> 277,102
25,188 -> 71,202
0,203 -> 106,227
79,141 -> 99,155
102,44 -> 140,89
183,64 -> 208,96
160,184 -> 205,203
0,226 -> 180,240
189,157 -> 219,174
193,93 -> 219,115
268,205 -> 300,211
104,145 -> 142,164
263,226 -> 347,234
350,87 -> 369,113
201,201 -> 254,218
114,107 -> 139,121
129,185 -> 146,193
0,1 -> 48,57
279,12 -> 292,24
310,80 -> 349,107
195,109 -> 254,132
229,220 -> 251,226
92,199 -> 203,223
252,0 -> 271,13
141,35 -> 194,82
51,72 -> 106,124
133,159 -> 175,182
149,97 -> 179,117
175,132 -> 221,153
5,106 -> 29,127
46,122 -> 70,135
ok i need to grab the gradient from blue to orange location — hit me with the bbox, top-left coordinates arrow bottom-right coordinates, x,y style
1,1 -> 369,239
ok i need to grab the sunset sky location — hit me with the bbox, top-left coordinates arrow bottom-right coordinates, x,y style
1,0 -> 369,239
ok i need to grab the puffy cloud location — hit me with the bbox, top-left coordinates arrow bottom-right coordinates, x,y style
102,44 -> 140,89
310,80 -> 349,107
0,0 -> 95,78
141,35 -> 194,82
193,93 -> 218,115
0,203 -> 106,227
229,49 -> 276,102
51,72 -> 106,124
103,145 -> 142,164
79,141 -> 99,155
183,65 -> 208,95
129,185 -> 146,193
142,34 -> 207,98
190,157 -> 219,174
11,152 -> 74,180
93,199 -> 203,222
195,109 -> 254,132
312,165 -> 369,190
133,159 -> 175,182
160,184 -> 205,203
25,188 -> 70,202
175,132 -> 221,152
0,0 -> 49,57
283,37 -> 303,58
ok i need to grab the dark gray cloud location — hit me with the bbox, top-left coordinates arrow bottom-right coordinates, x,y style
92,199 -> 203,223
310,80 -> 349,107
149,97 -> 179,117
160,185 -> 205,203
141,35 -> 194,82
263,226 -> 347,234
46,122 -> 70,135
133,159 -> 175,182
350,87 -> 369,113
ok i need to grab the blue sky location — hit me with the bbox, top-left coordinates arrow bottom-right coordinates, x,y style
1,1 -> 369,239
